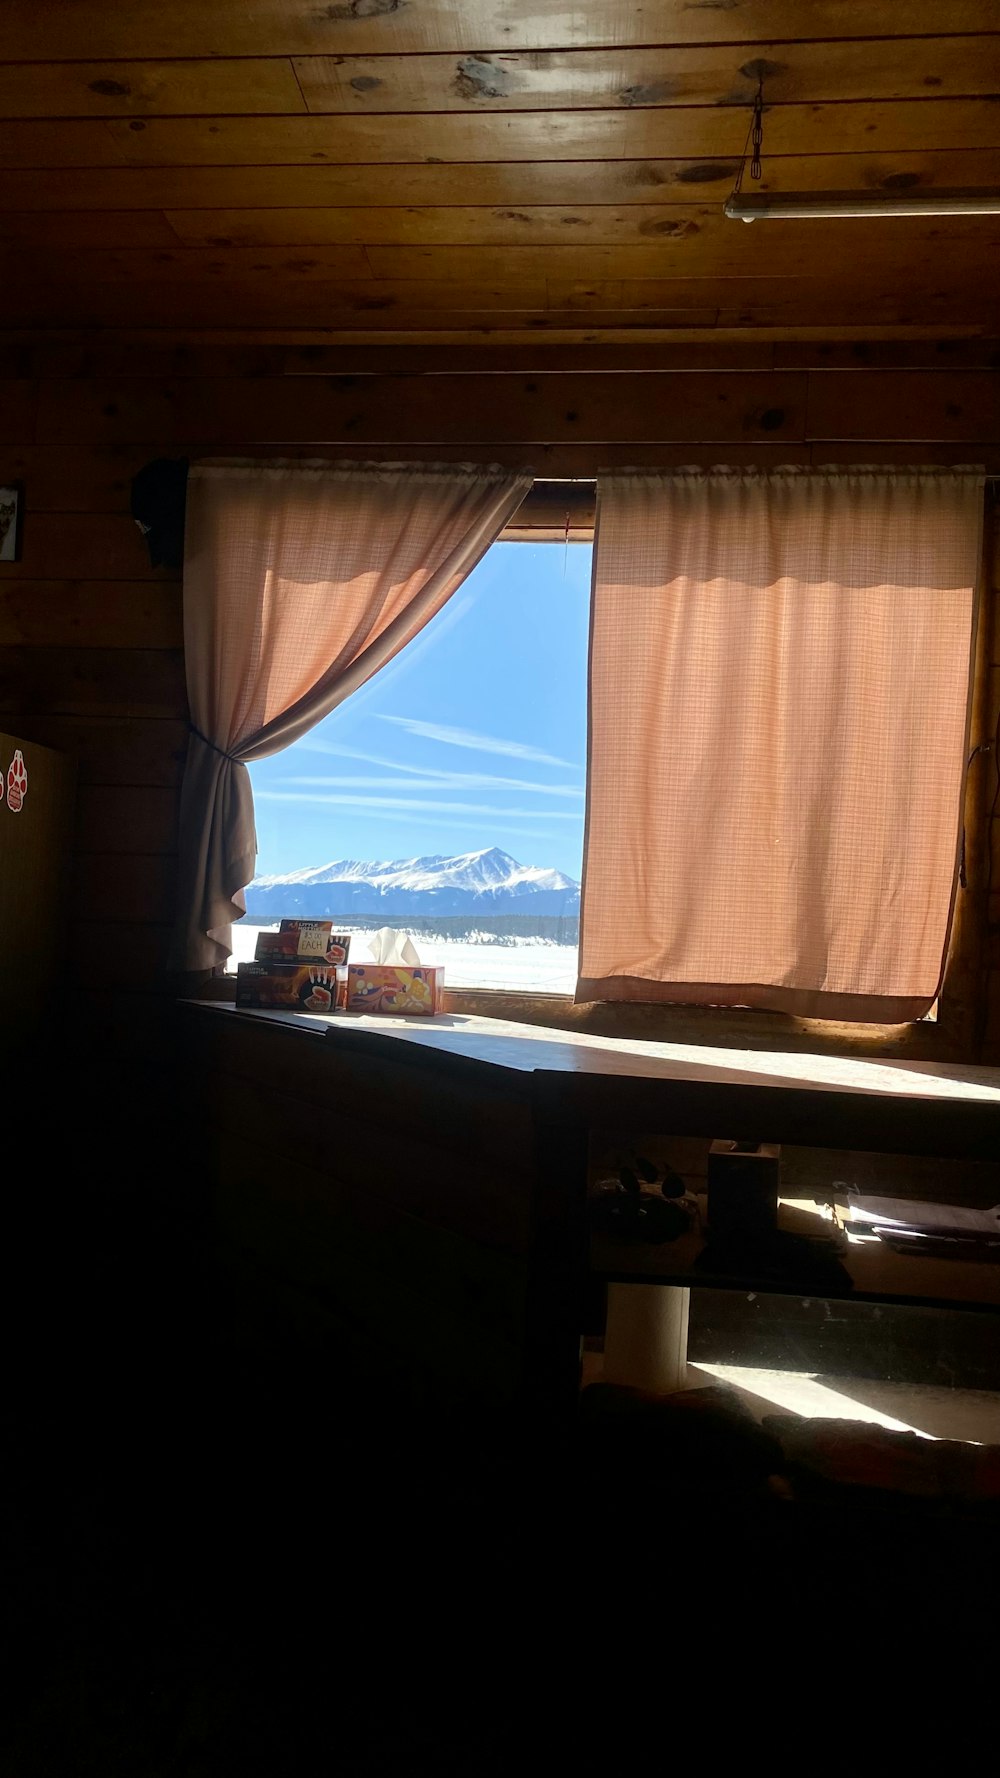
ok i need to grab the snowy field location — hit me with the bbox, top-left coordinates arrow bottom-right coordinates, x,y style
229,921 -> 578,994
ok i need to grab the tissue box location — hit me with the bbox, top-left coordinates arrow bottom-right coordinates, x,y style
346,965 -> 443,1016
236,960 -> 342,1014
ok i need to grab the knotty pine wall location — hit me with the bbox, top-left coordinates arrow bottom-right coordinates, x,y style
2,339 -> 999,1059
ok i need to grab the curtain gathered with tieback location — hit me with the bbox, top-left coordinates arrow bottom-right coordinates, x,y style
173,459 -> 531,972
578,468 -> 984,1022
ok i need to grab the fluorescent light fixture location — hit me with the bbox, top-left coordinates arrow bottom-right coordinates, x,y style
725,188 -> 1000,222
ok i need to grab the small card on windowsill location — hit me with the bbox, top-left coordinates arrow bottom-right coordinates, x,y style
254,921 -> 351,965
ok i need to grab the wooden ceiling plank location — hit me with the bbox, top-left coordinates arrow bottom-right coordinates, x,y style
293,38 -> 1000,115
0,211 -> 184,249
158,194 -> 1000,248
8,342 -> 1000,380
6,99 -> 1000,169
0,58 -> 305,120
0,280 -> 559,325
359,235 -> 1000,284
0,243 -> 372,283
717,301 -> 1000,332
0,120 -> 133,168
100,111 -> 632,166
5,3 -> 999,59
3,227 -> 995,288
2,344 -> 785,383
88,98 -> 1000,165
3,320 -> 994,346
4,149 -> 1000,211
161,205 -> 719,249
3,276 -> 997,334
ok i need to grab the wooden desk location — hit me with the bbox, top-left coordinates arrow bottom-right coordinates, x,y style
182,1002 -> 1000,1412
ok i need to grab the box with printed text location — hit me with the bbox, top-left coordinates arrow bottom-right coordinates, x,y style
236,960 -> 343,1014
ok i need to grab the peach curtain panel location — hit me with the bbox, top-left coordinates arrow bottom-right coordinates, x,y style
578,469 -> 983,1022
173,459 -> 531,972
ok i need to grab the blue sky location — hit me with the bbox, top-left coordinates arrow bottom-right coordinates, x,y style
249,541 -> 592,880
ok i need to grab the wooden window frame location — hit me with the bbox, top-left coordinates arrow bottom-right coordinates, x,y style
202,482 -> 997,1066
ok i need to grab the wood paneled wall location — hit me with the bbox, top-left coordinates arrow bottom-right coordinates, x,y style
2,341 -> 999,1054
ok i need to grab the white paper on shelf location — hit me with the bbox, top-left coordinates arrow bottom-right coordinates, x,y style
847,1192 -> 1000,1235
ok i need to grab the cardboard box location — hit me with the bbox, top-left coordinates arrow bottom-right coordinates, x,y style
346,965 -> 444,1016
263,921 -> 352,964
236,960 -> 342,1014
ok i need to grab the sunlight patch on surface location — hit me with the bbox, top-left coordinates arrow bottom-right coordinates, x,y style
690,1362 -> 937,1437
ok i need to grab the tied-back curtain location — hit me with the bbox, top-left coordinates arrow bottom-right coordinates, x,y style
579,469 -> 984,1022
173,459 -> 531,972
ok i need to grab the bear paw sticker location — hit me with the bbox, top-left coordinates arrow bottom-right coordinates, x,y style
6,749 -> 27,813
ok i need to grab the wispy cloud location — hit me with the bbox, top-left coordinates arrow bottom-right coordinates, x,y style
377,715 -> 576,769
262,807 -> 574,848
293,740 -> 444,774
284,773 -> 584,799
255,791 -> 582,820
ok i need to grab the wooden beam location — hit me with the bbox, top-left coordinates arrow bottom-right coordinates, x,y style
33,370 -> 810,445
24,369 -> 1000,448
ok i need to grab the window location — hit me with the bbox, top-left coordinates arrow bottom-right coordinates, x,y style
213,469 -> 990,1057
235,539 -> 592,993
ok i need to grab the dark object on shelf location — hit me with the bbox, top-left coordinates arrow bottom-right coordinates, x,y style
590,1189 -> 690,1244
590,1153 -> 694,1244
130,457 -> 189,569
697,1227 -> 853,1294
708,1140 -> 781,1238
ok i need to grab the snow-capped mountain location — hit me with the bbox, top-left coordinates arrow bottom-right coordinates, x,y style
245,846 -> 581,919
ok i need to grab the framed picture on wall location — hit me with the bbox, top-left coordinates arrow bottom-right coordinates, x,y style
0,485 -> 23,563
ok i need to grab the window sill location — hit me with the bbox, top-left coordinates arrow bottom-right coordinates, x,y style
192,977 -> 961,1064
178,996 -> 1000,1163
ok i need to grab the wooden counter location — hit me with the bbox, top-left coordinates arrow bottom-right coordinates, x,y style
180,1001 -> 1000,1418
